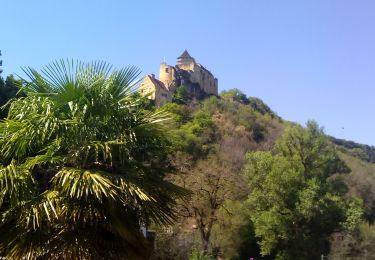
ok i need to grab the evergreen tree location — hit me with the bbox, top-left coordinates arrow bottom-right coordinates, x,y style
0,50 -> 3,76
0,75 -> 23,119
0,50 -> 4,88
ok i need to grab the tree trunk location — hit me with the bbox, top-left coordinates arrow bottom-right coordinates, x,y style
201,233 -> 210,254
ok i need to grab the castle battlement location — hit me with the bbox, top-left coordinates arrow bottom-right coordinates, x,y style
139,50 -> 218,106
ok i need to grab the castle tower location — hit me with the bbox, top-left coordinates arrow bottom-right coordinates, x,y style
176,50 -> 195,71
159,62 -> 176,90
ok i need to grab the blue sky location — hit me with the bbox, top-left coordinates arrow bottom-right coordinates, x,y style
1,0 -> 375,145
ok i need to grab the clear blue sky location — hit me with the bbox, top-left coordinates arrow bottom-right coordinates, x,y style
2,0 -> 375,145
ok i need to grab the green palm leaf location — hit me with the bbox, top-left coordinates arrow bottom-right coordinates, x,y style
0,161 -> 34,208
0,60 -> 185,258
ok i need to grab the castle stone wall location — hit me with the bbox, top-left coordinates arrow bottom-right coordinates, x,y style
139,50 -> 218,106
139,76 -> 156,100
159,63 -> 176,90
139,75 -> 172,106
184,64 -> 218,95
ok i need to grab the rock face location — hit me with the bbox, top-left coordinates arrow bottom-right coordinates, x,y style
139,50 -> 218,106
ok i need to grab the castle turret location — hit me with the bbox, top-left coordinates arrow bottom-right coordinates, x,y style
176,50 -> 195,71
159,62 -> 176,90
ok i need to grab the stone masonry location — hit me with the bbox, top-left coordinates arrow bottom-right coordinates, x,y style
139,50 -> 218,106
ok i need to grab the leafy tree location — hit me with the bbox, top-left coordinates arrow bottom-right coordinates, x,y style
189,247 -> 214,260
171,155 -> 246,255
161,102 -> 185,124
0,50 -> 3,76
220,89 -> 278,119
219,88 -> 249,104
244,121 -> 363,259
0,74 -> 23,118
248,96 -> 278,118
0,60 -> 184,259
171,111 -> 217,157
0,77 -> 4,93
172,85 -> 188,104
202,95 -> 271,143
211,200 -> 264,260
152,92 -> 283,259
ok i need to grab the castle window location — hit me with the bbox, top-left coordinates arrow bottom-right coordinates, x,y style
165,68 -> 169,73
161,93 -> 167,97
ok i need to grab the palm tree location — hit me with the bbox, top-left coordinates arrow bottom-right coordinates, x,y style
0,60 -> 184,259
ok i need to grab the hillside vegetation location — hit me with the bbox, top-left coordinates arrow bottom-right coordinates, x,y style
150,89 -> 374,260
329,152 -> 375,259
340,152 -> 375,222
0,63 -> 374,259
331,137 -> 375,163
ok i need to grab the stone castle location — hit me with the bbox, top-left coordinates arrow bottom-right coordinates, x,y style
139,50 -> 218,106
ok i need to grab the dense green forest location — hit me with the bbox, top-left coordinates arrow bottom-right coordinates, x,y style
0,62 -> 374,259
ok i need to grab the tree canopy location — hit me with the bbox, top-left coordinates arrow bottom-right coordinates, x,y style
0,74 -> 23,119
244,121 -> 363,259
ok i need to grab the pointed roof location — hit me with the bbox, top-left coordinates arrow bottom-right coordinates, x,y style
146,75 -> 168,91
178,50 -> 192,59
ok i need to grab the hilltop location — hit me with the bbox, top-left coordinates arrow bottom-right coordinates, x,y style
331,136 -> 375,163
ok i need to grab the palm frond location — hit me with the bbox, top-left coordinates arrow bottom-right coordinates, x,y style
107,65 -> 141,100
52,167 -> 120,202
20,67 -> 56,95
0,98 -> 62,161
0,59 -> 182,258
20,190 -> 60,230
0,161 -> 34,208
109,164 -> 188,225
